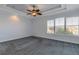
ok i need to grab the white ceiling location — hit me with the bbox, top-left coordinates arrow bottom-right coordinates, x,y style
7,4 -> 61,12
6,4 -> 79,17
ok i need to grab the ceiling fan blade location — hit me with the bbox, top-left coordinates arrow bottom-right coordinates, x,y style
36,9 -> 40,12
37,13 -> 42,15
27,9 -> 32,12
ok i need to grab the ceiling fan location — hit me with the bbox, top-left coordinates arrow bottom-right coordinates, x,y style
26,5 -> 42,16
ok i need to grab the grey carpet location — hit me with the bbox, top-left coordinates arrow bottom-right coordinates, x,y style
0,36 -> 79,55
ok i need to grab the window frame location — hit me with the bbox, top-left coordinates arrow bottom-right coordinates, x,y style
47,16 -> 79,36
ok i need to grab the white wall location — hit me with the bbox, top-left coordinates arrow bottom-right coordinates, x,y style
0,6 -> 32,42
32,9 -> 79,44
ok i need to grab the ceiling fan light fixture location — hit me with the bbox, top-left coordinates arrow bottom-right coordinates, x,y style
32,12 -> 37,16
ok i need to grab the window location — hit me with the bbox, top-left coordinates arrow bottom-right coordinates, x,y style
47,20 -> 54,34
55,17 -> 65,34
47,17 -> 79,36
66,17 -> 79,35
